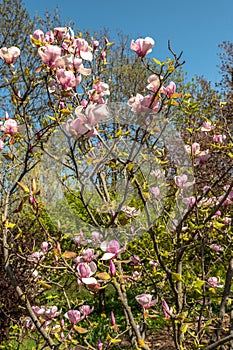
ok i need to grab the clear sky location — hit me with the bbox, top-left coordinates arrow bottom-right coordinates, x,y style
23,0 -> 233,84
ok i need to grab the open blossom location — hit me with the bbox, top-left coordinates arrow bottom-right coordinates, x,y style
121,206 -> 141,218
201,121 -> 215,132
64,310 -> 84,324
80,305 -> 94,317
77,261 -> 97,284
185,142 -> 200,155
38,44 -> 62,68
147,75 -> 161,92
1,113 -> 25,135
174,174 -> 188,189
207,277 -> 222,288
130,37 -> 155,57
65,104 -> 109,139
56,69 -> 81,90
70,38 -> 93,61
100,240 -> 125,260
198,150 -> 210,164
0,46 -> 20,64
128,93 -> 160,113
213,134 -> 226,143
135,294 -> 158,309
32,305 -> 60,320
161,81 -> 176,98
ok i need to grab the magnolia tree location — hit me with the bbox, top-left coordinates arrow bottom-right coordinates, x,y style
0,24 -> 233,350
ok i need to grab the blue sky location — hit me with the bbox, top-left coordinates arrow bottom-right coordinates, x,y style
23,0 -> 233,84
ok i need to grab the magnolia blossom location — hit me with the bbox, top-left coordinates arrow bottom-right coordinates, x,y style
56,69 -> 81,90
1,117 -> 24,135
79,305 -> 94,317
198,150 -> 210,164
185,142 -> 200,155
174,174 -> 189,189
161,81 -> 176,98
207,277 -> 222,288
38,44 -> 62,68
70,38 -> 93,61
150,186 -> 160,198
213,134 -> 226,143
128,93 -> 160,113
92,40 -> 99,49
32,305 -> 60,320
130,37 -> 155,57
65,104 -> 109,139
162,299 -> 172,318
211,244 -> 224,252
74,248 -> 97,264
121,206 -> 141,218
41,241 -> 49,252
100,240 -> 125,260
135,293 -> 158,309
109,259 -> 116,276
0,140 -> 5,150
201,121 -> 215,132
64,310 -> 84,325
54,55 -> 91,75
89,81 -> 110,104
147,75 -> 161,92
0,46 -> 20,64
182,196 -> 196,208
77,261 -> 97,284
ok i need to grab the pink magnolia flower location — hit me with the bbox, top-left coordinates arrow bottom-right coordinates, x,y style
198,150 -> 210,164
110,311 -> 115,326
1,119 -> 19,135
121,206 -> 141,218
147,75 -> 161,93
32,29 -> 45,42
185,142 -> 200,155
54,27 -> 69,40
64,310 -> 84,325
56,69 -> 81,90
211,244 -> 224,252
79,305 -> 94,317
0,46 -> 20,64
213,134 -> 226,143
135,293 -> 158,309
41,242 -> 49,252
65,104 -> 109,139
162,299 -> 172,318
0,140 -> 5,150
207,277 -> 221,288
128,93 -> 160,113
100,240 -> 125,260
150,186 -> 160,198
161,82 -> 176,98
109,259 -> 116,276
54,55 -> 91,75
74,248 -> 97,264
44,306 -> 61,319
182,196 -> 196,208
38,44 -> 62,68
92,40 -> 99,49
174,174 -> 188,189
71,38 -> 93,61
77,261 -> 97,284
201,121 -> 215,132
130,37 -> 155,58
